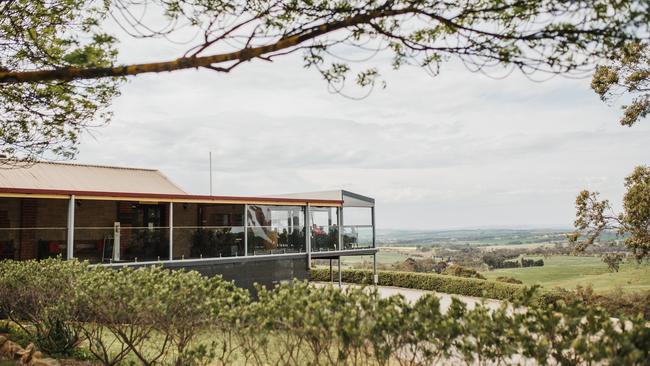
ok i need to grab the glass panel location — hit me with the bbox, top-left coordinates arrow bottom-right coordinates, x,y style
74,228 -> 114,263
343,207 -> 372,226
247,205 -> 306,255
199,204 -> 244,227
343,226 -> 374,249
172,203 -> 245,259
0,198 -> 68,260
0,228 -> 20,260
247,227 -> 306,255
119,227 -> 169,262
74,200 -> 170,263
172,227 -> 245,259
74,200 -> 117,230
311,207 -> 339,251
33,228 -> 68,259
5,228 -> 68,260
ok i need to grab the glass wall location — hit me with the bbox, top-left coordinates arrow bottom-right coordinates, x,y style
342,207 -> 374,249
172,203 -> 245,259
247,205 -> 305,255
0,196 -> 375,262
74,200 -> 168,263
310,206 -> 339,251
0,197 -> 68,260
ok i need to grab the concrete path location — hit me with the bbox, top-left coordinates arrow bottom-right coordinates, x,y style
313,282 -> 503,312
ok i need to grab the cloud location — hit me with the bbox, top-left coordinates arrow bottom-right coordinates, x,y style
74,30 -> 650,230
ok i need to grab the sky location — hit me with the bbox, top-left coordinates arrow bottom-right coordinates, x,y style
74,19 -> 650,231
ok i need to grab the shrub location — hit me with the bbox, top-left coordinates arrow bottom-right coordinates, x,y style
548,285 -> 650,320
442,264 -> 487,280
310,268 -> 530,301
2,259 -> 650,365
76,265 -> 249,366
496,276 -> 523,285
394,258 -> 448,273
0,258 -> 86,356
520,258 -> 544,267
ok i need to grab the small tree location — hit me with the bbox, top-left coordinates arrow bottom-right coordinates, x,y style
602,253 -> 625,272
570,166 -> 650,260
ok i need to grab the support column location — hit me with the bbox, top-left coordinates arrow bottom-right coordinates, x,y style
329,259 -> 333,283
66,195 -> 75,260
337,257 -> 342,288
244,204 -> 248,256
373,253 -> 378,285
306,203 -> 311,270
338,206 -> 343,251
371,206 -> 376,248
168,202 -> 173,260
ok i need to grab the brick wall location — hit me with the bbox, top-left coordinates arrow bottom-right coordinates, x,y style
172,203 -> 198,258
0,198 -> 21,259
19,199 -> 38,260
35,199 -> 68,245
75,200 -> 118,228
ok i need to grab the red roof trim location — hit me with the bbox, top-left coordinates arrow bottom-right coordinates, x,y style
0,187 -> 343,205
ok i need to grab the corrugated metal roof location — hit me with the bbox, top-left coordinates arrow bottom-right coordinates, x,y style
0,162 -> 187,195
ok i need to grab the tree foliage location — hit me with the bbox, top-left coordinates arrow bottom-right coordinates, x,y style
0,0 -> 121,165
592,42 -> 650,126
601,252 -> 624,272
1,0 -> 649,163
570,166 -> 650,260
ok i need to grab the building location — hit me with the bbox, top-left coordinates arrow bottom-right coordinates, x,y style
0,162 -> 377,288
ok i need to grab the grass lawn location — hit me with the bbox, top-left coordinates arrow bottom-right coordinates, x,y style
482,255 -> 650,293
340,251 -> 411,267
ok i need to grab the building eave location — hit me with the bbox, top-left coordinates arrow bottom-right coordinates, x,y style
0,187 -> 343,206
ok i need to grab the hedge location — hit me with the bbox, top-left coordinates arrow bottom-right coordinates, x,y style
310,268 -> 558,303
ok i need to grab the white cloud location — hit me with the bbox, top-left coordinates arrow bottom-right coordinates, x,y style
75,28 -> 650,230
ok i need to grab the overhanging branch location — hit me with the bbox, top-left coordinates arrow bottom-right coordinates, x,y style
0,7 -> 416,84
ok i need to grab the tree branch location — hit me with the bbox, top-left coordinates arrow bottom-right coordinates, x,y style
0,7 -> 416,84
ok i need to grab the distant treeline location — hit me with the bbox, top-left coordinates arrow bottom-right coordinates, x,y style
482,253 -> 544,269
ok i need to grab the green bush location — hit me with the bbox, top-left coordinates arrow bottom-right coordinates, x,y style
76,265 -> 249,366
310,268 -> 527,301
1,259 -> 649,365
496,276 -> 523,285
549,285 -> 650,320
442,264 -> 487,280
0,258 -> 86,356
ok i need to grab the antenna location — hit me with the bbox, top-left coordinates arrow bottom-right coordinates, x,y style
209,151 -> 213,196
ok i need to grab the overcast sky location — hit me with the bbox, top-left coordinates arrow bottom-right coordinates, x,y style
74,25 -> 650,230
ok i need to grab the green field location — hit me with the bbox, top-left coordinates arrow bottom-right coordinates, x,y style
340,251 -> 411,267
482,256 -> 650,293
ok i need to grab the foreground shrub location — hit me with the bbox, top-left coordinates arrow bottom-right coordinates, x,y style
0,258 -> 86,356
2,260 -> 650,365
76,266 -> 249,366
442,264 -> 487,279
550,285 -> 650,320
311,268 -> 526,301
238,282 -> 376,364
